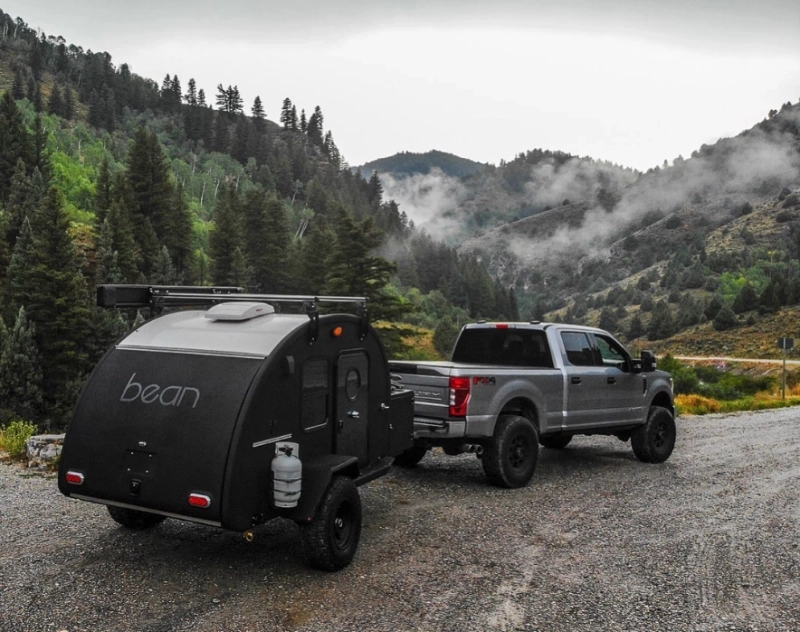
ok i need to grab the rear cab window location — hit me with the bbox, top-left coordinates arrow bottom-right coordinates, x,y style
453,328 -> 553,368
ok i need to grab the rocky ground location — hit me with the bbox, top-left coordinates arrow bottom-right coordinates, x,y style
1,409 -> 798,632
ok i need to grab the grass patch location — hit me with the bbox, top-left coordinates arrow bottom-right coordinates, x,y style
0,420 -> 36,459
676,393 -> 800,415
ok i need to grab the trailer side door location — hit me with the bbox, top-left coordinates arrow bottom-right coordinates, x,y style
335,351 -> 370,465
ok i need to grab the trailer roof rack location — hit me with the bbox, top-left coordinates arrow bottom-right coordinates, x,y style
96,284 -> 370,340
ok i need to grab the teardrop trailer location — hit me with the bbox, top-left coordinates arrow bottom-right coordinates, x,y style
58,285 -> 414,570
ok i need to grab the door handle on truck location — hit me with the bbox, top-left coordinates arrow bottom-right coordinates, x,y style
571,377 -> 582,384
348,410 -> 360,419
607,377 -> 616,384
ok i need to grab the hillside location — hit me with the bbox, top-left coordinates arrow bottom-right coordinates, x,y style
358,150 -> 485,180
447,102 -> 800,346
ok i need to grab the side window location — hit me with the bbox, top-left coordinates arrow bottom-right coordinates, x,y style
560,332 -> 598,367
301,358 -> 329,432
594,334 -> 629,370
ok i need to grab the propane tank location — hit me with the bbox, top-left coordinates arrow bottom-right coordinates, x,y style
272,444 -> 302,508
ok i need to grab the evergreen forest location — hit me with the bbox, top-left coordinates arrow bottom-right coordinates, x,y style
0,11 -> 518,431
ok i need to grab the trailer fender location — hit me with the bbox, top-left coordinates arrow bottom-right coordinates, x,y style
289,455 -> 359,522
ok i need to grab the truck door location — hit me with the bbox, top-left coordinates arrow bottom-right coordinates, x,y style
335,351 -> 370,465
591,333 -> 646,424
560,330 -> 611,428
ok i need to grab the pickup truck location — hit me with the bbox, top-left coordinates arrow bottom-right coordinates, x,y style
388,321 -> 675,488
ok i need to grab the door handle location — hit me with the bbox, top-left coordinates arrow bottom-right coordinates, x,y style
607,377 -> 616,384
348,410 -> 360,419
571,377 -> 582,384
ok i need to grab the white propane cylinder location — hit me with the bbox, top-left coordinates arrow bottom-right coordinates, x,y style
272,446 -> 302,508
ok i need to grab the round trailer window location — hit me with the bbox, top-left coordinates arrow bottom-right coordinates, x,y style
345,367 -> 361,401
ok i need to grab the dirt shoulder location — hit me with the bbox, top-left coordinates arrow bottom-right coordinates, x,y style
1,409 -> 799,632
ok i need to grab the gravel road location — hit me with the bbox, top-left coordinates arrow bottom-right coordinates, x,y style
1,409 -> 799,632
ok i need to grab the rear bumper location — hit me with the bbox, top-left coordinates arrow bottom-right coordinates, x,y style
412,414 -> 494,439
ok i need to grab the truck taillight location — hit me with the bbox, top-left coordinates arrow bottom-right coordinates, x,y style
449,376 -> 471,417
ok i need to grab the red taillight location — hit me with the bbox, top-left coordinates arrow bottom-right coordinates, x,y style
188,493 -> 211,509
495,323 -> 509,329
65,471 -> 84,485
449,376 -> 471,417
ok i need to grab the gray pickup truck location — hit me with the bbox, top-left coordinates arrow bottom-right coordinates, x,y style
388,321 -> 675,488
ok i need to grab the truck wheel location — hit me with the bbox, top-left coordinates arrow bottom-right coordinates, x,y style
299,475 -> 362,571
539,435 -> 572,450
393,444 -> 428,468
107,506 -> 167,530
482,415 -> 539,488
631,407 -> 676,464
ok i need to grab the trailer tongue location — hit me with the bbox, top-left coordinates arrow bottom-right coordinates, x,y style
59,285 -> 413,570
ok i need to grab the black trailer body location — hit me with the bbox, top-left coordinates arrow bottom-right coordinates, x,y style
59,286 -> 413,570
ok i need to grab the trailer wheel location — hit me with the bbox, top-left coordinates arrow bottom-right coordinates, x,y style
539,435 -> 572,450
300,475 -> 362,571
393,444 -> 428,468
631,406 -> 676,464
482,415 -> 539,488
107,506 -> 167,530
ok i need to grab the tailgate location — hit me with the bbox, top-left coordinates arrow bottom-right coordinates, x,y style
59,348 -> 262,524
388,361 -> 452,421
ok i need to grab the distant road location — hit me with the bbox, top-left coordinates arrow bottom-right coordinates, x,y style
674,355 -> 800,366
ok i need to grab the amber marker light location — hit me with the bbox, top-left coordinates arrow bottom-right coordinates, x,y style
332,326 -> 344,337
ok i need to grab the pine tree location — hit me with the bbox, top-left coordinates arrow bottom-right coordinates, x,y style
307,106 -> 324,145
8,187 -> 90,423
32,82 -> 43,113
241,191 -> 289,293
209,182 -> 245,286
31,115 -> 50,182
733,282 -> 759,313
63,85 -> 74,120
5,159 -> 37,243
712,304 -> 738,331
325,210 -> 400,319
48,83 -> 64,117
280,98 -> 293,129
184,78 -> 198,106
11,67 -> 25,99
125,126 -> 174,270
0,305 -> 44,419
150,246 -> 181,285
251,96 -> 266,130
0,90 -> 32,203
298,217 -> 336,293
105,182 -> 140,282
163,182 -> 193,279
95,157 -> 113,223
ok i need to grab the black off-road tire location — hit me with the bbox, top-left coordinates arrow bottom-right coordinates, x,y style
107,506 -> 167,530
299,476 -> 362,571
482,415 -> 539,488
631,406 -> 676,464
393,444 -> 428,468
539,435 -> 572,450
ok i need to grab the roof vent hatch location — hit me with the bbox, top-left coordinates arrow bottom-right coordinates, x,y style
205,302 -> 275,321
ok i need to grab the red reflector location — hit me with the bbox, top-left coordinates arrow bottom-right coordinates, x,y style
449,376 -> 471,417
65,471 -> 85,485
495,324 -> 509,329
188,493 -> 211,509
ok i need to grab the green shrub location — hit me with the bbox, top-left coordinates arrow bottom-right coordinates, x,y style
0,420 -> 36,458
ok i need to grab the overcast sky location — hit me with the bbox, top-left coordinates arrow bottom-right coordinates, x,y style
4,0 -> 800,170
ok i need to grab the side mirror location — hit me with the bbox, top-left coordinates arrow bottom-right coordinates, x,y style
640,350 -> 656,372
